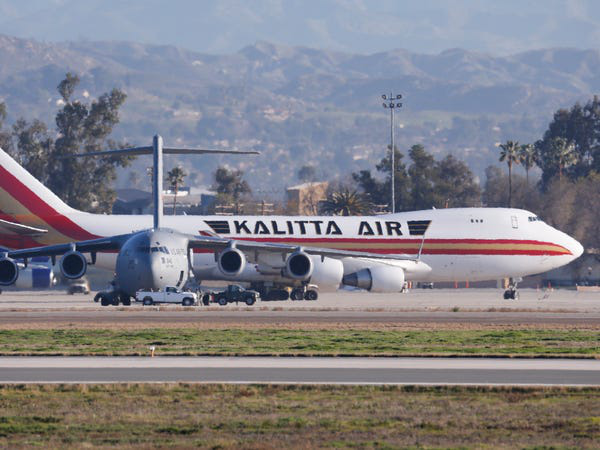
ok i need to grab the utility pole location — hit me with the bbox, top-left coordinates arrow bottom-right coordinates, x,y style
381,93 -> 402,213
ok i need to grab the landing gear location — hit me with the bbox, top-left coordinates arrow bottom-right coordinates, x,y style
304,289 -> 318,301
291,287 -> 305,301
503,278 -> 521,300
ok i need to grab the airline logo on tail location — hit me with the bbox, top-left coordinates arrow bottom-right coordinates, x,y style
0,148 -> 98,246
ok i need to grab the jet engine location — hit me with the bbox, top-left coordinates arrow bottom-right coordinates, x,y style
342,265 -> 406,292
283,251 -> 313,280
283,252 -> 344,287
59,251 -> 87,279
0,256 -> 18,286
217,247 -> 246,277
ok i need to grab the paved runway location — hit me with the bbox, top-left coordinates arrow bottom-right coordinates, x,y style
1,357 -> 599,385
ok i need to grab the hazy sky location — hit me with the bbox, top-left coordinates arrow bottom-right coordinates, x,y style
1,0 -> 599,55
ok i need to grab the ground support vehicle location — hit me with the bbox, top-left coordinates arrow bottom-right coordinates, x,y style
135,286 -> 198,306
213,284 -> 259,306
67,279 -> 90,295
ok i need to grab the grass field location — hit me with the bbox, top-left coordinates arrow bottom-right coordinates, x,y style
0,384 -> 598,448
0,327 -> 598,357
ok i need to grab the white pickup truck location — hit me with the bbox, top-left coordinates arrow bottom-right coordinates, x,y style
135,286 -> 198,306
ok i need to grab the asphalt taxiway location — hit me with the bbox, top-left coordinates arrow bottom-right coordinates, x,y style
0,357 -> 598,385
0,289 -> 598,326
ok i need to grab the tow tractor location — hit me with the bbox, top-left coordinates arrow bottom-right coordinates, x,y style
135,286 -> 198,306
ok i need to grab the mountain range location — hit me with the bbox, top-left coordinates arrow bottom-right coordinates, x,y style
0,33 -> 598,193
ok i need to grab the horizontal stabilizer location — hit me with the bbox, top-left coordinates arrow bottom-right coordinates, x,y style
0,219 -> 48,237
67,147 -> 260,157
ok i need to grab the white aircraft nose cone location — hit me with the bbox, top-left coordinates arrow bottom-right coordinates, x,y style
569,237 -> 584,259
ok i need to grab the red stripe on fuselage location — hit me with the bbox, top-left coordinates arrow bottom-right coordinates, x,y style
191,237 -> 570,256
0,165 -> 99,241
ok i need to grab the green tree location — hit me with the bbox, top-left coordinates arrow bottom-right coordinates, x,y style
351,170 -> 387,207
498,140 -> 521,207
211,166 -> 251,214
432,155 -> 481,208
0,102 -> 12,152
519,143 -> 536,185
49,73 -> 131,212
321,187 -> 372,216
166,166 -> 187,215
536,137 -> 578,184
375,145 -> 411,212
538,96 -> 600,179
10,118 -> 52,182
407,144 -> 435,210
6,73 -> 131,212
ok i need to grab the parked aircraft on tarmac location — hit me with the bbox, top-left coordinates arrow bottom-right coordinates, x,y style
0,138 -> 583,303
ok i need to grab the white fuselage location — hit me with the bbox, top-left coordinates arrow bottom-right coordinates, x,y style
31,207 -> 582,285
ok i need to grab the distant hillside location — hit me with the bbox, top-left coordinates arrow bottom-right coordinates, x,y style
0,34 -> 597,193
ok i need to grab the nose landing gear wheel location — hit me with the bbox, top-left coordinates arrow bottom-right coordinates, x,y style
503,278 -> 521,300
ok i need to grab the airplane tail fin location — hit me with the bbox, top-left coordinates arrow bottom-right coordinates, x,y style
0,147 -> 76,220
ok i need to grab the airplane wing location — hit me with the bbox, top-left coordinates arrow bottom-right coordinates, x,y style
2,233 -> 132,259
0,219 -> 48,237
187,235 -> 418,261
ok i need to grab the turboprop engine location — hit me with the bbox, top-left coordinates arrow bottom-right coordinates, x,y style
0,256 -> 19,286
283,251 -> 344,287
342,265 -> 406,293
217,247 -> 247,277
59,251 -> 87,279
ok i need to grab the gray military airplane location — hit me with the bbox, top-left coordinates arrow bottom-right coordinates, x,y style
0,135 -> 420,305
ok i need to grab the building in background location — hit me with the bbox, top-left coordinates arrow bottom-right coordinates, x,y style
286,181 -> 328,215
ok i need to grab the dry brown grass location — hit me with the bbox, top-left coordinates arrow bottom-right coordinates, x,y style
0,384 -> 598,448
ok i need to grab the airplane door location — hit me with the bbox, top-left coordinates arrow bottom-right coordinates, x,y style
511,216 -> 519,229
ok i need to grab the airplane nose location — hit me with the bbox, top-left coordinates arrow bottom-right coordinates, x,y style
569,237 -> 584,259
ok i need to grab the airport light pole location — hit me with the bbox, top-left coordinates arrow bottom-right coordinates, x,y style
381,93 -> 402,213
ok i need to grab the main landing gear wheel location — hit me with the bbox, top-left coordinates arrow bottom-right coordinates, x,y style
304,289 -> 318,301
100,294 -> 110,307
291,288 -> 305,301
121,295 -> 131,306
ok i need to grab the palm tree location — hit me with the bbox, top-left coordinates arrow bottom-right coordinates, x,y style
321,188 -> 372,216
550,137 -> 577,181
499,140 -> 521,207
519,143 -> 536,185
166,166 -> 187,215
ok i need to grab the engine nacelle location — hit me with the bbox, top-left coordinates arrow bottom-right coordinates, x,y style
0,257 -> 19,286
217,247 -> 246,277
307,256 -> 344,288
342,265 -> 406,293
283,252 -> 344,287
283,251 -> 313,280
59,251 -> 87,279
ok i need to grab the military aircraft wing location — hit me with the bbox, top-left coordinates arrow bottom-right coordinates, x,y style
2,233 -> 133,259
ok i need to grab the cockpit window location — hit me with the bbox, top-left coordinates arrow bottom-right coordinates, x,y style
528,216 -> 543,223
